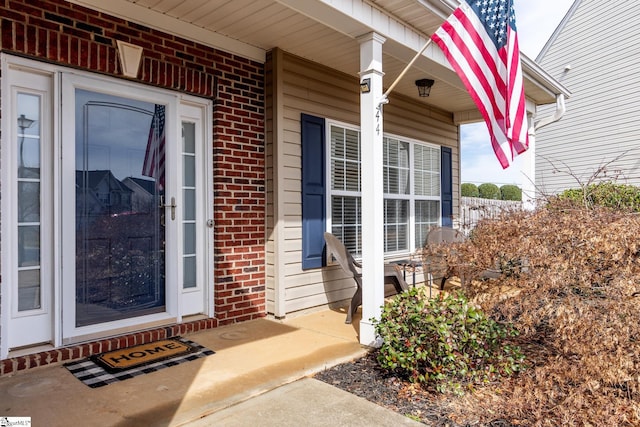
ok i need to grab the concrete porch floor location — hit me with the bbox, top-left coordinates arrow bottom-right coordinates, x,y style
0,306 -> 423,426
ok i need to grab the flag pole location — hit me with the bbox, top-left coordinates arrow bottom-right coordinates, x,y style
379,38 -> 432,105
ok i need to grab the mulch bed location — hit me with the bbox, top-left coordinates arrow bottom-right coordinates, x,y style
314,351 -> 514,427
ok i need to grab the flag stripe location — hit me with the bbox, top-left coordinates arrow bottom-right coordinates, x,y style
437,22 -> 504,125
432,0 -> 528,169
432,34 -> 511,168
455,7 -> 508,100
506,28 -> 528,153
432,22 -> 511,168
142,104 -> 166,190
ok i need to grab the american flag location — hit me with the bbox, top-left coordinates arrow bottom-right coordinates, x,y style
431,0 -> 528,169
142,104 -> 165,190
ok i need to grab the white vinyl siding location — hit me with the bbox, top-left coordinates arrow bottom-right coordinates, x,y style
535,0 -> 640,193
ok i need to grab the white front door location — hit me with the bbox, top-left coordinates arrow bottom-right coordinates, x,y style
1,56 -> 213,356
61,76 -> 179,341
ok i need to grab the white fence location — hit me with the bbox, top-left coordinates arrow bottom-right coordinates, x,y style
460,197 -> 522,234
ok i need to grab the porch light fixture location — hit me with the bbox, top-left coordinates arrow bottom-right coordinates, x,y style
415,78 -> 435,97
360,78 -> 371,93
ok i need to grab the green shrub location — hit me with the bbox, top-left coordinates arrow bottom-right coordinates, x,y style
478,183 -> 501,199
558,182 -> 640,211
500,184 -> 522,201
374,287 -> 525,395
461,183 -> 479,197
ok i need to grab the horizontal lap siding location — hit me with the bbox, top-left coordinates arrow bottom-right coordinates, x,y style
267,49 -> 457,316
536,0 -> 640,194
281,52 -> 361,312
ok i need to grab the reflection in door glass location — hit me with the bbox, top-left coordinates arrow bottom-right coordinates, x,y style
182,122 -> 197,289
17,92 -> 42,311
75,89 -> 166,326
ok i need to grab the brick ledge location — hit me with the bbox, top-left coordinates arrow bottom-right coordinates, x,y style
0,317 -> 220,377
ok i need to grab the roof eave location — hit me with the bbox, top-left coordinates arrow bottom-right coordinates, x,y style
522,54 -> 571,103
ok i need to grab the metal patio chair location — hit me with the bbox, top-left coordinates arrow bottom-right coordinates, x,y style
424,226 -> 503,292
323,232 -> 409,324
424,226 -> 467,291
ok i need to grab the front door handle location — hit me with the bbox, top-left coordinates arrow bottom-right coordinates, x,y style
160,196 -> 176,221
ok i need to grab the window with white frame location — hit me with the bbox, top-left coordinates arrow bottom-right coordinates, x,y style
328,122 -> 441,256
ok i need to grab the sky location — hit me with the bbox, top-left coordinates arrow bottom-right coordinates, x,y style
460,0 -> 576,186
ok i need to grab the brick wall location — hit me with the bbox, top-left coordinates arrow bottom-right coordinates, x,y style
212,55 -> 266,324
0,0 -> 266,368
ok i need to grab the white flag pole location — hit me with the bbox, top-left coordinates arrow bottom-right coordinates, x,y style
379,38 -> 433,105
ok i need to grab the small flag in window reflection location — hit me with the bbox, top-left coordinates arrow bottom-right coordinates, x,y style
142,105 -> 165,190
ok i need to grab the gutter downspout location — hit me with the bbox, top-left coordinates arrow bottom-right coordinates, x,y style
534,93 -> 566,131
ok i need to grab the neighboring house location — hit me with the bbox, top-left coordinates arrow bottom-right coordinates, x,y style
535,0 -> 640,194
0,0 -> 566,371
76,170 -> 134,215
122,176 -> 156,213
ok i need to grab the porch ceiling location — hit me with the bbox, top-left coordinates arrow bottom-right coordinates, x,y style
71,0 -> 568,116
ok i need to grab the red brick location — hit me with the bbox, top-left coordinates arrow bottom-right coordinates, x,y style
16,357 -> 27,371
126,335 -> 136,347
97,340 -> 109,352
48,350 -> 60,363
71,346 -> 81,359
86,14 -> 115,30
1,359 -> 15,376
89,41 -> 98,69
140,331 -> 152,344
58,5 -> 88,22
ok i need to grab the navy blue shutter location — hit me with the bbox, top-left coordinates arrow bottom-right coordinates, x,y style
301,114 -> 326,269
441,146 -> 453,227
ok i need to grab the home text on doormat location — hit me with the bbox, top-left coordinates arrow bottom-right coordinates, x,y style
94,338 -> 194,371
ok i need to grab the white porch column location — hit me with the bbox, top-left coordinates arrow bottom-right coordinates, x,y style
358,32 -> 386,346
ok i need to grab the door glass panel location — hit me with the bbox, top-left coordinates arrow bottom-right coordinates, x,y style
184,189 -> 196,220
182,122 -> 197,289
18,182 -> 41,222
183,256 -> 196,288
17,93 -> 42,311
18,270 -> 41,311
184,223 -> 196,254
183,156 -> 195,187
75,89 -> 166,326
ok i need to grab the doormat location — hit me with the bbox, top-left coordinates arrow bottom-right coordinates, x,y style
64,337 -> 214,388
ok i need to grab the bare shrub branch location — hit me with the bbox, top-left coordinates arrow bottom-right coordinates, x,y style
433,202 -> 640,425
